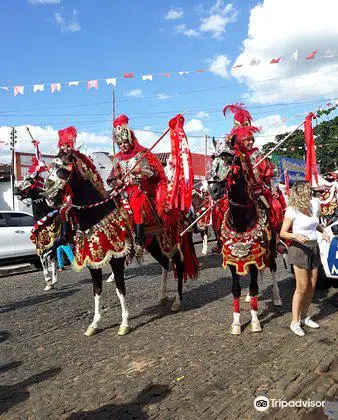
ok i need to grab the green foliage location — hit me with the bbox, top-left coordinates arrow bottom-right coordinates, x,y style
261,115 -> 338,173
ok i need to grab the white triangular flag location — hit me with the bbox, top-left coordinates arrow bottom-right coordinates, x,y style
290,50 -> 298,61
178,71 -> 189,76
106,78 -> 117,86
325,49 -> 334,57
33,84 -> 44,92
51,83 -> 61,93
142,74 -> 153,81
250,58 -> 260,65
69,81 -> 80,87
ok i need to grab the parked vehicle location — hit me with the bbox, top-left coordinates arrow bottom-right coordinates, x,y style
0,211 -> 40,268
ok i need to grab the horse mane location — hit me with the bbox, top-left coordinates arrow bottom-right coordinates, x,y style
72,150 -> 107,199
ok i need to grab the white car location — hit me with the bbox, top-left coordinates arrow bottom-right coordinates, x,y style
0,211 -> 40,267
317,218 -> 338,288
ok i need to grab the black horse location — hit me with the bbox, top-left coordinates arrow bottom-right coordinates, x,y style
14,174 -> 60,290
43,149 -> 197,336
208,141 -> 280,335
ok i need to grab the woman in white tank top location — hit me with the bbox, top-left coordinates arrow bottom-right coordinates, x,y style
280,181 -> 330,336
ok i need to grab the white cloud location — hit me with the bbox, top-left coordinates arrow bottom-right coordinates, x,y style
185,119 -> 208,134
195,111 -> 210,118
200,2 -> 237,39
253,115 -> 299,147
231,0 -> 338,103
29,0 -> 60,4
165,8 -> 184,20
157,93 -> 170,100
209,54 -> 231,78
125,89 -> 143,98
175,24 -> 199,38
54,9 -> 81,33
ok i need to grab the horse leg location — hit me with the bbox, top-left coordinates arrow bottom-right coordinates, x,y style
171,251 -> 184,312
146,237 -> 170,305
41,254 -> 53,291
110,257 -> 130,336
249,265 -> 262,332
270,258 -> 282,306
106,271 -> 115,283
201,229 -> 208,255
51,259 -> 58,287
84,267 -> 103,336
229,265 -> 241,335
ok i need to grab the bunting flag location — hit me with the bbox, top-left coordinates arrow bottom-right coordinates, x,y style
14,86 -> 24,96
51,83 -> 61,93
290,50 -> 298,61
33,84 -> 44,92
306,49 -> 318,60
304,112 -> 319,186
2,47 -> 335,97
87,80 -> 98,89
106,77 -> 116,86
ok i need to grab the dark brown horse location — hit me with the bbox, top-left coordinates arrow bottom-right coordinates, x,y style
43,149 -> 198,336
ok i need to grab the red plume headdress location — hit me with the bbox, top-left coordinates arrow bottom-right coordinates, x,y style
230,125 -> 260,143
223,103 -> 253,127
57,126 -> 77,149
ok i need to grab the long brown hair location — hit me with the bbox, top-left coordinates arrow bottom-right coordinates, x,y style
288,181 -> 312,214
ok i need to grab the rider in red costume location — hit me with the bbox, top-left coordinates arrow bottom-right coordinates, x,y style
224,104 -> 286,232
107,115 -> 167,249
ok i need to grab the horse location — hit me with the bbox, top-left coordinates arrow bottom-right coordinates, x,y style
14,174 -> 60,291
43,149 -> 198,337
208,142 -> 281,334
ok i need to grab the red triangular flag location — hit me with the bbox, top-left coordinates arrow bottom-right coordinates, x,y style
123,73 -> 134,78
270,57 -> 281,64
305,49 -> 317,60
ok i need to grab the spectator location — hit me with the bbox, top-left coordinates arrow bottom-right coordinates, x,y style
280,181 -> 330,336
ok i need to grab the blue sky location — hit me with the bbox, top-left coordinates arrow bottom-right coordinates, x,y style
1,0 -> 338,161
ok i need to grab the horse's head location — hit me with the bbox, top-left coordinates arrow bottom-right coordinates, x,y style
43,153 -> 73,208
14,173 -> 45,201
208,136 -> 238,201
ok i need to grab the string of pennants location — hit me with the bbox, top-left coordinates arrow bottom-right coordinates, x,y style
0,48 -> 336,97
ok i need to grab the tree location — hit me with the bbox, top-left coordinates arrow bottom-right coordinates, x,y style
261,116 -> 338,173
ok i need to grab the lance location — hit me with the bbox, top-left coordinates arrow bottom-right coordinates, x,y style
180,202 -> 216,237
253,120 -> 305,169
26,127 -> 49,171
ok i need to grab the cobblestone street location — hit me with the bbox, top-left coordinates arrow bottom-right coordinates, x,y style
1,247 -> 337,420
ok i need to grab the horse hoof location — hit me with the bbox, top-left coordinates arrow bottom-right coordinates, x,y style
160,297 -> 168,306
117,325 -> 130,336
245,294 -> 251,303
250,320 -> 262,333
171,301 -> 181,312
44,283 -> 53,291
230,324 -> 241,335
273,299 -> 282,307
84,326 -> 98,337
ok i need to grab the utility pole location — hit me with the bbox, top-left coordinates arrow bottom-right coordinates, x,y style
111,88 -> 116,155
10,127 -> 17,210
